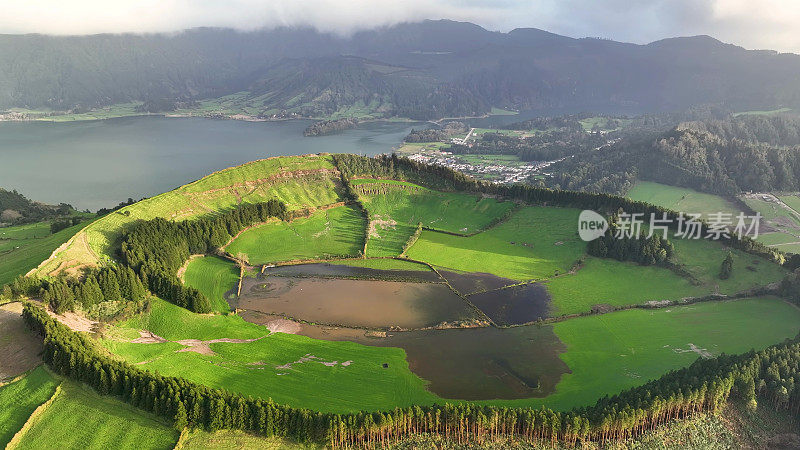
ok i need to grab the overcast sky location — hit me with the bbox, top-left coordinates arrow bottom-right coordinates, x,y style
3,0 -> 800,53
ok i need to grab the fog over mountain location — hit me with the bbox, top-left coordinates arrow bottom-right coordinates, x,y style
3,20 -> 800,119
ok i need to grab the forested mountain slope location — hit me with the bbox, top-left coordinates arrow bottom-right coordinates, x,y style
3,21 -> 800,119
544,113 -> 800,196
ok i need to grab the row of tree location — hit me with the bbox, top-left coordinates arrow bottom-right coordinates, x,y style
119,199 -> 286,313
1,266 -> 146,314
22,301 -> 800,447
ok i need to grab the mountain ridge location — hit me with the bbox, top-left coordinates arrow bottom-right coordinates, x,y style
3,20 -> 800,119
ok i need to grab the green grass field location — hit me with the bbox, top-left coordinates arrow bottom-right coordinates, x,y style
778,194 -> 800,214
0,366 -> 60,447
225,205 -> 366,264
182,256 -> 239,313
495,297 -> 800,411
757,231 -> 799,246
545,234 -> 786,316
628,181 -> 742,217
16,379 -> 179,450
670,236 -> 787,293
545,257 -> 706,314
104,299 -> 437,413
742,196 -> 800,226
179,429 -> 319,449
406,207 -> 585,281
0,219 -> 94,286
354,179 -> 515,257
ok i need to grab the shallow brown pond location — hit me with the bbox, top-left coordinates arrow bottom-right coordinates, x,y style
265,262 -> 441,282
467,283 -> 551,326
236,275 -> 476,329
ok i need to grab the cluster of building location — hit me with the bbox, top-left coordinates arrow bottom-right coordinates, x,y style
405,150 -> 563,184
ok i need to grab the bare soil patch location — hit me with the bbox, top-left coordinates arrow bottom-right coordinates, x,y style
0,302 -> 43,380
131,330 -> 168,344
46,308 -> 98,333
174,336 -> 266,356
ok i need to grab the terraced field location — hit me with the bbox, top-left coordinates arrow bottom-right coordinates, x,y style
353,178 -> 515,256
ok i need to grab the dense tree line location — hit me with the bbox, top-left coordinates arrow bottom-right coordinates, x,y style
0,266 -> 146,315
22,301 -> 800,447
404,122 -> 467,143
448,130 -> 608,162
0,188 -> 73,224
303,118 -> 359,137
120,200 -> 286,313
50,216 -> 82,234
587,227 -> 675,266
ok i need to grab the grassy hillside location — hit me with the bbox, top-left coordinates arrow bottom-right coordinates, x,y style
0,366 -> 60,447
225,205 -> 366,264
35,155 -> 342,276
15,379 -> 179,450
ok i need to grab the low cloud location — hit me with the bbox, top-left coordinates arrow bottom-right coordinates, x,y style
1,0 -> 799,53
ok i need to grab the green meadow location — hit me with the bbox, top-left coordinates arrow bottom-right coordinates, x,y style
327,257 -> 433,272
530,297 -> 800,411
0,219 -> 93,286
545,257 -> 706,315
104,302 -> 437,413
225,205 -> 366,264
354,179 -> 515,256
405,207 -> 585,281
0,366 -> 60,447
778,194 -> 800,214
628,181 -> 741,217
182,256 -> 239,314
16,379 -> 179,450
546,235 -> 786,316
742,196 -> 800,226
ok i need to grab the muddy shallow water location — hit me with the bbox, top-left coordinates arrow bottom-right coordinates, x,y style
236,275 -> 476,329
437,269 -> 517,295
241,309 -> 569,400
265,262 -> 441,282
467,283 -> 551,326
